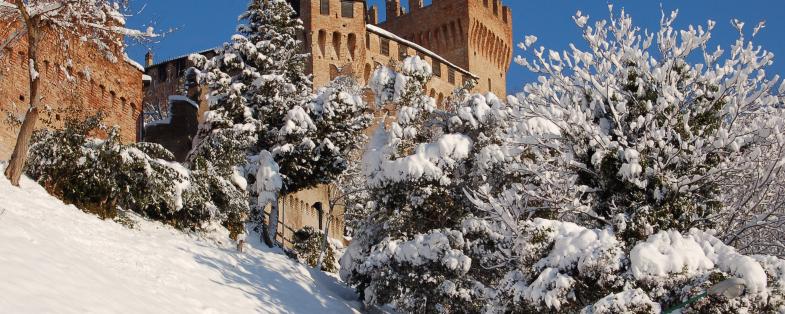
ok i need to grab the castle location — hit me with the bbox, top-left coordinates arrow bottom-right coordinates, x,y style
142,0 -> 513,246
0,0 -> 513,246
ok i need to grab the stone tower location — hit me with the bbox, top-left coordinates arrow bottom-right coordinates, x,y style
293,0 -> 368,88
378,0 -> 513,96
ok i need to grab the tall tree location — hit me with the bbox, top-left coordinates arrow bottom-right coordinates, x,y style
189,0 -> 370,247
0,0 -> 157,186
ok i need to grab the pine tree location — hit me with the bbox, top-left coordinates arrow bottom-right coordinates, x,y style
189,0 -> 370,246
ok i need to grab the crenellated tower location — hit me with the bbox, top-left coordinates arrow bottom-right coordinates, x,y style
291,0 -> 368,88
377,0 -> 513,96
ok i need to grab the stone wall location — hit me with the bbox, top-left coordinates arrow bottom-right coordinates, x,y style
0,21 -> 143,160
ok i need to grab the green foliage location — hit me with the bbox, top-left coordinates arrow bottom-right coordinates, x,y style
292,226 -> 337,273
26,113 -> 248,233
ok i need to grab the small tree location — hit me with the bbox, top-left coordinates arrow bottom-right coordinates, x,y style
0,0 -> 157,186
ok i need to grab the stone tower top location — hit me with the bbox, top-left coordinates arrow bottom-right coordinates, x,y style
376,0 -> 513,95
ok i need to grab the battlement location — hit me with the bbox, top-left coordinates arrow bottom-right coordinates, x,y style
373,0 -> 513,95
381,0 -> 511,27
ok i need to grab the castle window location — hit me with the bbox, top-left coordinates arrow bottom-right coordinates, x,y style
318,30 -> 327,57
366,33 -> 370,50
347,33 -> 357,60
488,78 -> 492,91
332,32 -> 342,58
483,0 -> 488,8
381,38 -> 390,56
448,69 -> 455,84
432,60 -> 441,77
364,63 -> 372,83
320,0 -> 329,15
341,1 -> 354,18
157,65 -> 167,82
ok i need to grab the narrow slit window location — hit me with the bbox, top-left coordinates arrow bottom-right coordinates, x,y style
320,0 -> 329,15
341,1 -> 353,18
381,38 -> 390,56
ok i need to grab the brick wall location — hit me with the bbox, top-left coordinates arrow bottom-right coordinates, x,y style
0,21 -> 143,160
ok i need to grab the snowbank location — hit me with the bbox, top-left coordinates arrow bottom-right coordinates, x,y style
0,170 -> 361,313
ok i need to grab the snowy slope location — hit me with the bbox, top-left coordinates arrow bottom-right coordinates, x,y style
0,168 -> 362,314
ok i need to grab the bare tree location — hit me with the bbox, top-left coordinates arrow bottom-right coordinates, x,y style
0,0 -> 157,186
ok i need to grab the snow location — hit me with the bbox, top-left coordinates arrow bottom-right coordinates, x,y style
530,219 -> 622,274
581,289 -> 660,314
255,150 -> 282,207
631,229 -> 769,293
28,59 -> 38,80
124,54 -> 145,72
366,24 -> 477,79
367,133 -> 473,186
142,74 -> 152,82
0,168 -> 361,313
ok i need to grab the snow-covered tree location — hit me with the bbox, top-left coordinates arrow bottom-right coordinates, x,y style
341,57 -> 517,312
188,0 -> 370,246
495,7 -> 785,251
345,10 -> 785,313
463,7 -> 785,313
0,0 -> 158,186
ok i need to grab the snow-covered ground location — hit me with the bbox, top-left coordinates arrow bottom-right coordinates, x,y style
0,169 -> 362,313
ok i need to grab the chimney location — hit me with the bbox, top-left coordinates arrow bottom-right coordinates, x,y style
408,0 -> 423,11
386,0 -> 401,20
368,5 -> 379,24
145,50 -> 154,67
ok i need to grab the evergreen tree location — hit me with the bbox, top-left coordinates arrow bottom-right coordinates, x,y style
189,0 -> 370,246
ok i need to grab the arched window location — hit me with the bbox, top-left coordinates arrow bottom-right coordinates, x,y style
330,64 -> 340,80
318,30 -> 327,57
347,33 -> 357,60
438,93 -> 444,107
364,63 -> 372,83
332,31 -> 342,59
313,202 -> 324,230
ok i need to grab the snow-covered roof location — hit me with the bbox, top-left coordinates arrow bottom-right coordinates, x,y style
147,48 -> 218,69
366,24 -> 478,79
124,54 -> 145,72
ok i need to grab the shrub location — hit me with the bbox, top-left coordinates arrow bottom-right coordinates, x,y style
26,114 -> 247,232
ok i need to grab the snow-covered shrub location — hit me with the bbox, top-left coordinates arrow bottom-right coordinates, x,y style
501,7 -> 785,253
292,226 -> 338,273
26,114 -> 246,232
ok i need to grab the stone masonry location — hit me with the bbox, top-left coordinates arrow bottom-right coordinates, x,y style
0,21 -> 144,160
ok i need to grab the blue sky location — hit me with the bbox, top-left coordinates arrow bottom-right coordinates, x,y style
125,0 -> 785,94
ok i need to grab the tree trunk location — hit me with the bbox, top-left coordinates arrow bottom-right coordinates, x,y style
264,194 -> 280,248
5,4 -> 40,187
316,208 -> 332,270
